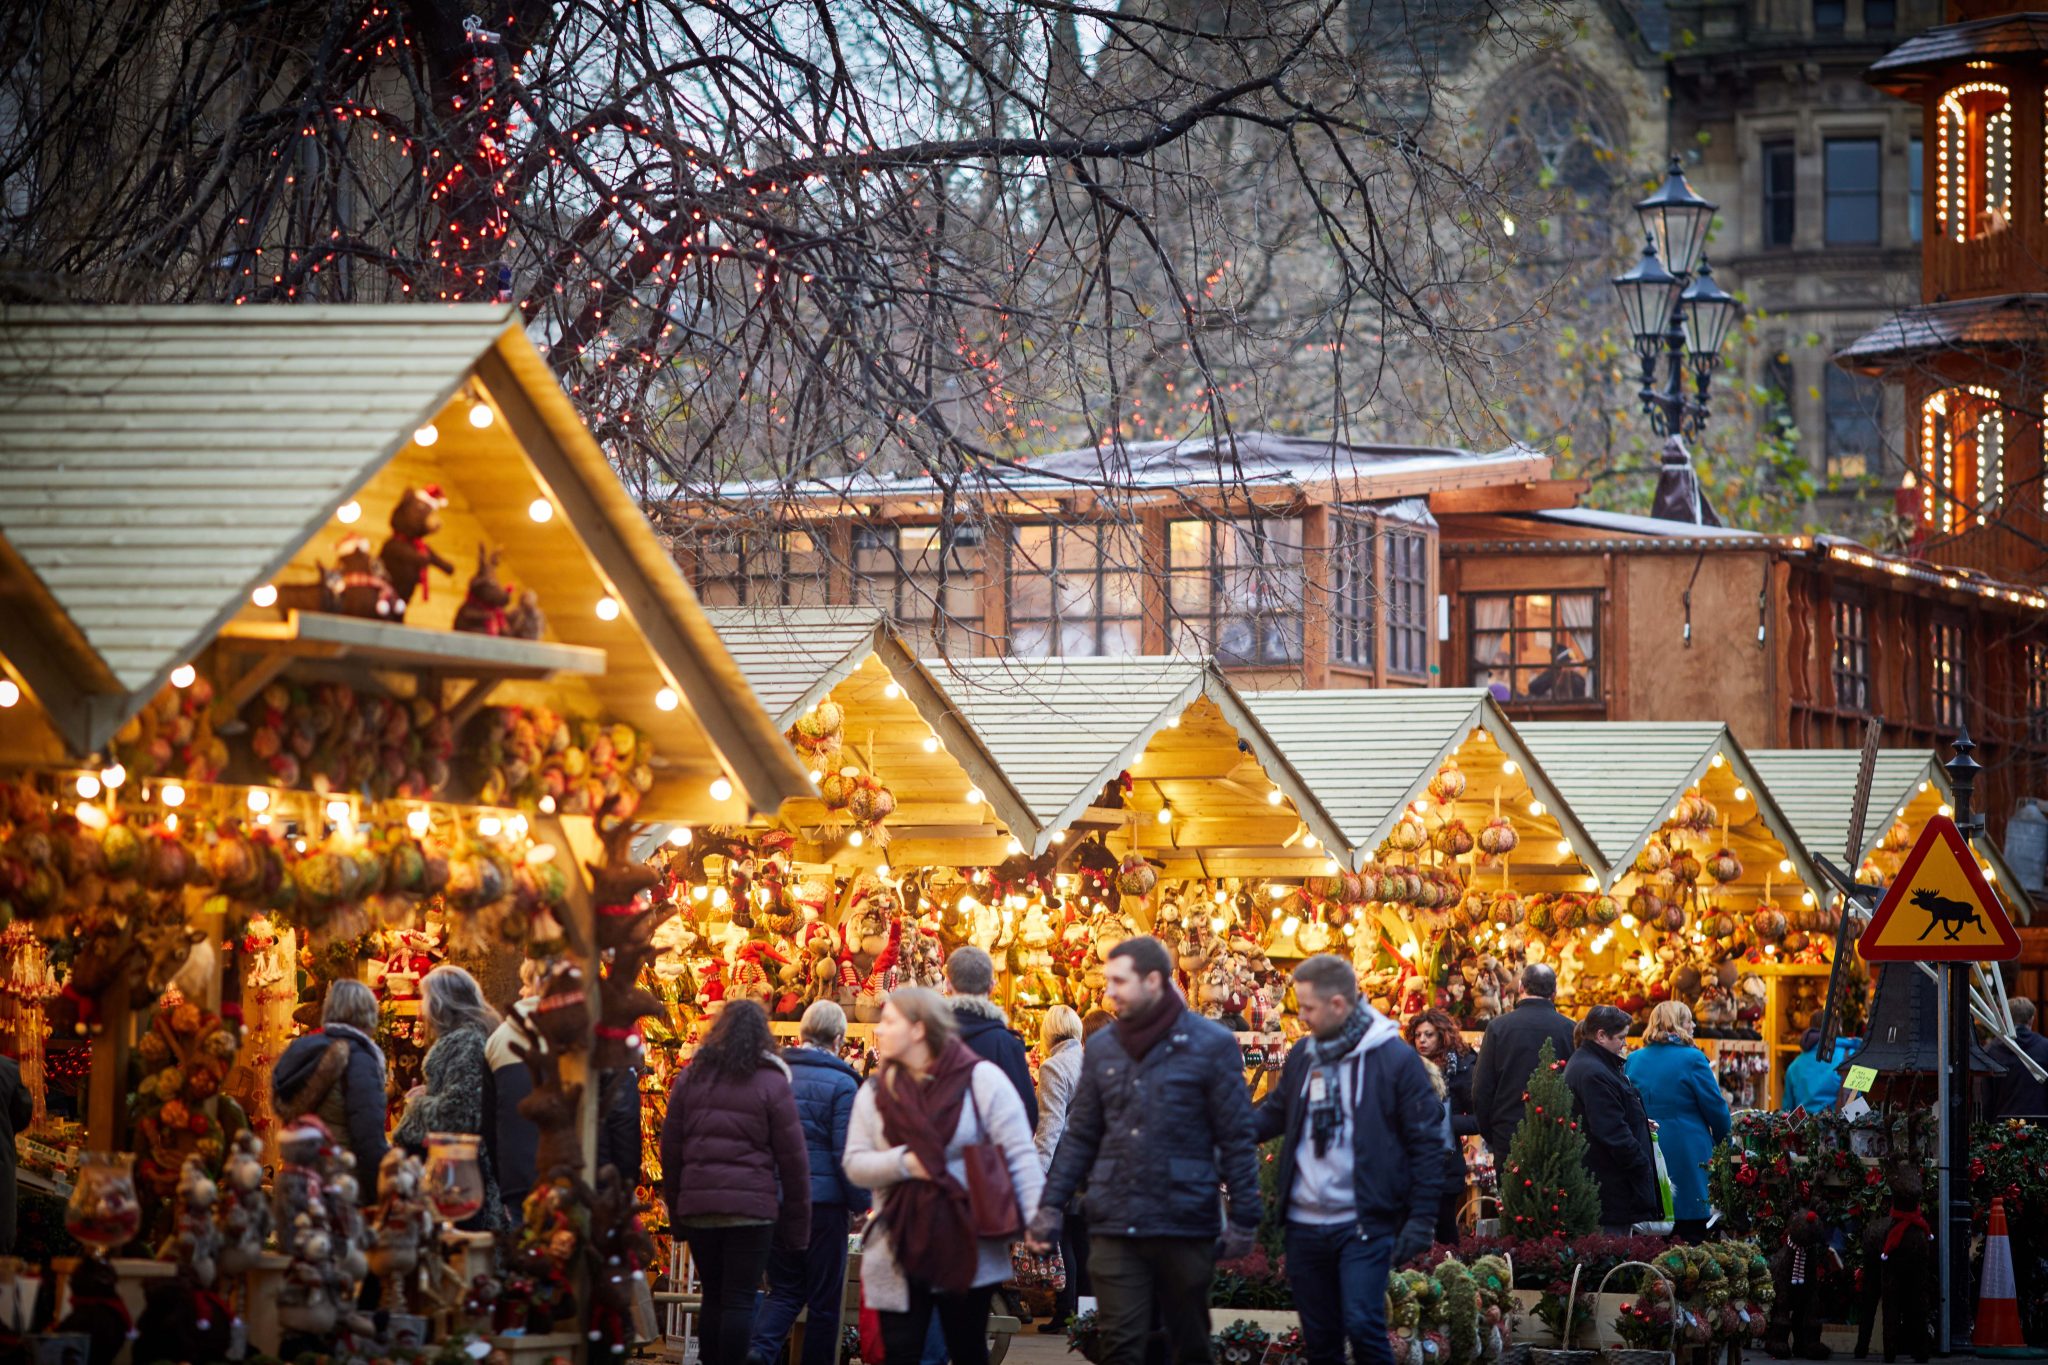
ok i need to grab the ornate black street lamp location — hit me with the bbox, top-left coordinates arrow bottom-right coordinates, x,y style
1611,157 -> 1741,437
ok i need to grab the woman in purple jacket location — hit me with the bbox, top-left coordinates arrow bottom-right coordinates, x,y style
660,1001 -> 811,1365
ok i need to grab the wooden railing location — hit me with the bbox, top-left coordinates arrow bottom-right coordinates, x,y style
1926,223 -> 2048,298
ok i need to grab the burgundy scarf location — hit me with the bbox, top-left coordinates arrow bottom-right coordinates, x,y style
1116,988 -> 1187,1061
875,1038 -> 981,1293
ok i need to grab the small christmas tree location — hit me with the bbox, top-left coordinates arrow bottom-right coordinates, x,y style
1498,1038 -> 1601,1237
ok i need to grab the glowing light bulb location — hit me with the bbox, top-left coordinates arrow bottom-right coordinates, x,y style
1050,831 -> 1065,844
413,423 -> 440,447
1711,754 -> 1725,768
1006,838 -> 1023,855
710,777 -> 734,802
161,784 -> 186,808
883,682 -> 902,700
965,787 -> 984,805
247,789 -> 270,813
478,815 -> 503,837
1166,716 -> 1181,729
1502,760 -> 1519,775
1801,891 -> 1816,907
528,497 -> 554,523
1282,916 -> 1300,936
655,687 -> 678,711
468,401 -> 494,428
0,682 -> 15,708
1324,858 -> 1341,875
1733,786 -> 1749,802
407,809 -> 431,835
75,773 -> 100,799
692,884 -> 709,903
324,799 -> 351,826
1939,803 -> 1954,817
507,814 -> 529,839
1211,916 -> 1228,934
1267,789 -> 1284,806
251,583 -> 278,608
1555,840 -> 1572,856
165,813 -> 179,832
1528,801 -> 1545,817
1778,859 -> 1793,875
847,830 -> 865,847
538,795 -> 557,814
922,735 -> 940,754
336,500 -> 362,525
808,770 -> 822,785
665,827 -> 693,848
1156,806 -> 1172,825
595,596 -> 620,621
1270,884 -> 1288,899
1620,913 -> 1638,930
170,664 -> 196,689
75,803 -> 107,831
712,887 -> 730,908
877,864 -> 891,879
100,763 -> 125,789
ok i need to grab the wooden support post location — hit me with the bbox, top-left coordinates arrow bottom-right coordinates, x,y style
85,981 -> 132,1152
540,814 -> 602,1187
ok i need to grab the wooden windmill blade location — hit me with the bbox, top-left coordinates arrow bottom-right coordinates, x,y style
1816,720 -> 1884,1062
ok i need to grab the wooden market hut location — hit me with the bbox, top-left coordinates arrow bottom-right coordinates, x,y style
0,305 -> 811,826
929,656 -> 1348,876
1517,721 -> 1830,1104
705,606 -> 1041,867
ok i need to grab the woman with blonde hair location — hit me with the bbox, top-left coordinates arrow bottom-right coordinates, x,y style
393,965 -> 506,1229
272,978 -> 388,1199
1033,1004 -> 1087,1333
843,986 -> 1043,1365
1623,1000 -> 1730,1240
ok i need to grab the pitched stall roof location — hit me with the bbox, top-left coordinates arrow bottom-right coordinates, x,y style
1835,295 -> 2048,371
0,305 -> 810,823
1517,722 -> 1824,894
1237,689 -> 1606,881
704,607 -> 1039,863
1748,748 -> 2029,922
930,657 -> 1348,870
1866,14 -> 2048,92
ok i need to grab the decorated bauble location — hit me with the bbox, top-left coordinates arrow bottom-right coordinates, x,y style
1476,817 -> 1518,857
1627,887 -> 1663,922
1525,896 -> 1555,934
1352,866 -> 1379,902
1589,894 -> 1621,927
1489,892 -> 1522,927
209,830 -> 262,898
1707,913 -> 1737,940
1659,901 -> 1687,933
1783,930 -> 1811,953
1428,761 -> 1467,804
818,772 -> 854,810
1557,893 -> 1589,930
142,830 -> 195,889
1705,847 -> 1743,885
793,702 -> 844,745
101,822 -> 144,877
1116,853 -> 1157,898
384,839 -> 428,895
1388,815 -> 1428,853
1433,820 -> 1475,858
1753,904 -> 1788,941
1669,850 -> 1702,885
1413,876 -> 1443,911
293,850 -> 359,910
1635,841 -> 1671,875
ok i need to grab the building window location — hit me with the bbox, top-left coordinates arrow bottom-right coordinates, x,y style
1006,523 -> 1142,658
690,528 -> 827,607
1493,73 -> 1625,262
1931,618 -> 1967,729
1864,0 -> 1896,31
1908,136 -> 1923,244
1937,83 -> 2011,241
1386,527 -> 1430,678
1825,368 -> 1886,480
1832,593 -> 1870,712
1762,141 -> 1797,249
1329,511 -> 1376,670
1824,138 -> 1881,245
1166,517 -> 1305,665
853,525 -> 984,655
1469,592 -> 1599,704
1814,0 -> 1845,30
1763,352 -> 1798,441
1919,387 -> 2005,532
2027,642 -> 2048,745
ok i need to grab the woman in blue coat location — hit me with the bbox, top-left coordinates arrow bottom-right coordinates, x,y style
1624,1001 -> 1731,1241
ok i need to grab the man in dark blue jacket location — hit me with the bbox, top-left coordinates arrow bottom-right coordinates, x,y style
1253,955 -> 1446,1365
751,1000 -> 866,1365
946,945 -> 1039,1129
1027,936 -> 1261,1365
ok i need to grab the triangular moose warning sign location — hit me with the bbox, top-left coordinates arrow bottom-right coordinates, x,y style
1857,814 -> 2021,962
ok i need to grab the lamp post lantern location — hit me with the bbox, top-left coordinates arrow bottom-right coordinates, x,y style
1611,156 -> 1741,437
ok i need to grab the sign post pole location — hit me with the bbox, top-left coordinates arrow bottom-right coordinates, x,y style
1944,733 -> 1983,1352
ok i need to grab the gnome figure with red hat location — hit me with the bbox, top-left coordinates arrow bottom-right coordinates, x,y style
381,485 -> 455,607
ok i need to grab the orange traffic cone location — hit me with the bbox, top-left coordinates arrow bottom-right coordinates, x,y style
1977,1196 -> 2035,1356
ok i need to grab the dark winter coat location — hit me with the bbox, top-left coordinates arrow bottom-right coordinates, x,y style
1252,1021 -> 1448,1236
0,1056 -> 29,1254
599,1068 -> 643,1189
951,997 -> 1039,1132
1563,1043 -> 1661,1230
1987,1027 -> 2048,1118
1440,1047 -> 1480,1138
273,1023 -> 389,1201
785,1045 -> 866,1211
659,1051 -> 811,1250
1039,1007 -> 1262,1238
1471,999 -> 1577,1156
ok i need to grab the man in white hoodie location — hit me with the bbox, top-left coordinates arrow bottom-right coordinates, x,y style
1252,955 -> 1447,1365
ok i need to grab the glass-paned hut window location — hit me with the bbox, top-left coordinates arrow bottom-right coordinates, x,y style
1329,510 -> 1377,669
1832,593 -> 1869,713
1468,592 -> 1599,703
1006,523 -> 1143,658
1938,83 -> 2011,241
690,528 -> 828,606
853,525 -> 984,656
1972,384 -> 2005,524
1922,391 -> 1959,533
1932,618 -> 1967,730
1386,526 -> 1431,678
1166,517 -> 1305,665
1920,387 -> 2006,532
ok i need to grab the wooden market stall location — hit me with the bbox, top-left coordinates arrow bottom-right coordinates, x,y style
1517,722 -> 1830,1107
0,305 -> 810,1358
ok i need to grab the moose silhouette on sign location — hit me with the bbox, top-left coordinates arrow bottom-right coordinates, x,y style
1912,887 -> 1987,941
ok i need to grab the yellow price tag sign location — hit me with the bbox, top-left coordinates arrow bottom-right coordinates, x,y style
1841,1064 -> 1878,1094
